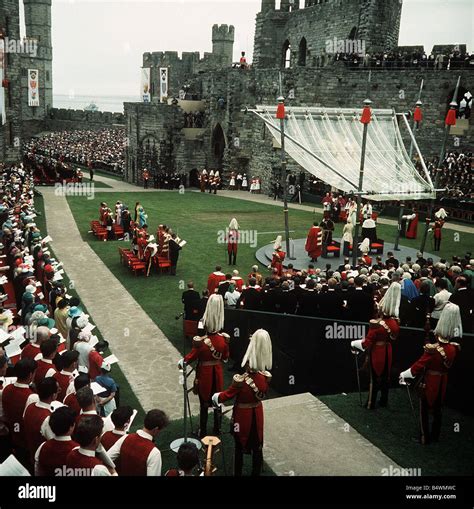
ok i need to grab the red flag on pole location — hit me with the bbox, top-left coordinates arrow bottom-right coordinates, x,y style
413,105 -> 423,123
276,101 -> 285,120
445,107 -> 457,126
360,105 -> 372,124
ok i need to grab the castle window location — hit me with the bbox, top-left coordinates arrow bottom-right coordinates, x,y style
349,26 -> 357,40
282,40 -> 291,69
298,37 -> 307,66
46,71 -> 50,82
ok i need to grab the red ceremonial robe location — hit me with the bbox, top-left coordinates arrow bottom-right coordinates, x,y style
305,227 -> 322,259
271,250 -> 285,276
406,215 -> 419,239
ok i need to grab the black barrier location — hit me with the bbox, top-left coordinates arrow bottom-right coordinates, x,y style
224,308 -> 473,415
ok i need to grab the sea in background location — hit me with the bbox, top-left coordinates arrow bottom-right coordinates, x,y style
53,94 -> 140,113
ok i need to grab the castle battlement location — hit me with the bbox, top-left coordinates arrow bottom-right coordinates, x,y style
212,24 -> 235,41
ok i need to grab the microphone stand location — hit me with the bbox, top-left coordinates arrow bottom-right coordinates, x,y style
170,313 -> 202,453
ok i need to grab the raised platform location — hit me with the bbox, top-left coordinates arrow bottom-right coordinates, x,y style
256,238 -> 440,271
263,393 -> 399,476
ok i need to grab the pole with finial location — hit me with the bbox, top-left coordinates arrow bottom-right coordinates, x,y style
277,71 -> 291,258
419,76 -> 461,254
352,74 -> 372,268
394,79 -> 424,251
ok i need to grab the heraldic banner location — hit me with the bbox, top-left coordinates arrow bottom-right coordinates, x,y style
28,69 -> 40,107
141,68 -> 151,103
159,67 -> 168,103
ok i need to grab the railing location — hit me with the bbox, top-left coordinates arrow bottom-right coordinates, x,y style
224,308 -> 473,414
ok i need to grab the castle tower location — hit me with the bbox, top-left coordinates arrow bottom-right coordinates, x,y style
261,0 -> 275,14
22,0 -> 53,120
212,24 -> 235,66
0,0 -> 23,161
358,0 -> 403,52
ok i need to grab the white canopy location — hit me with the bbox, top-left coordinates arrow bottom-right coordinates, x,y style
254,106 -> 435,201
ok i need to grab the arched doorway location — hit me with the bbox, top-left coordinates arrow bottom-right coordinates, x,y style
211,124 -> 226,170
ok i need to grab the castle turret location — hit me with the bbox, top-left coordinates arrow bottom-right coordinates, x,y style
261,0 -> 275,13
212,24 -> 235,66
22,0 -> 53,120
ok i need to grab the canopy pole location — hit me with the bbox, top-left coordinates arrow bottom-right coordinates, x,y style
394,79 -> 424,251
352,97 -> 372,268
277,72 -> 292,260
419,75 -> 461,254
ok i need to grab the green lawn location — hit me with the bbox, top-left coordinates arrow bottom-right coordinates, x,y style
64,190 -> 473,476
36,191 -> 273,475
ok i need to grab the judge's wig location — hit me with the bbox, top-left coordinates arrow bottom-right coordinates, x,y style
241,329 -> 273,372
202,294 -> 224,333
273,235 -> 282,250
435,208 -> 448,220
378,282 -> 401,318
434,302 -> 463,342
359,238 -> 370,255
228,218 -> 239,230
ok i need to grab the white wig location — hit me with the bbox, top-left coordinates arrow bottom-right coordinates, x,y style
379,282 -> 401,317
241,329 -> 273,372
434,302 -> 463,341
359,238 -> 370,255
402,272 -> 412,280
273,235 -> 282,250
202,293 -> 224,333
435,208 -> 448,220
229,218 -> 239,230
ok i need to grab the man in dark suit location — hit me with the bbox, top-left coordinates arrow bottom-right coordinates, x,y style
217,274 -> 233,297
168,233 -> 182,275
346,276 -> 374,323
297,279 -> 319,317
275,281 -> 298,315
261,280 -> 279,313
385,251 -> 400,270
408,282 -> 433,328
449,276 -> 473,333
237,278 -> 262,310
181,281 -> 201,321
318,278 -> 344,319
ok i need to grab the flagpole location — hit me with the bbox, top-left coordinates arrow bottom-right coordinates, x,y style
419,76 -> 461,254
352,97 -> 372,268
394,79 -> 424,251
277,73 -> 291,258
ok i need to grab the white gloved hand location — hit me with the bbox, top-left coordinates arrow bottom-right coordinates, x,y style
399,368 -> 414,385
211,392 -> 221,408
177,358 -> 184,370
350,339 -> 364,353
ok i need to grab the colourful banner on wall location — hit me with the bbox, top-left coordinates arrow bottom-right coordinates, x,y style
28,69 -> 39,107
159,67 -> 168,103
0,40 -> 5,125
141,68 -> 151,103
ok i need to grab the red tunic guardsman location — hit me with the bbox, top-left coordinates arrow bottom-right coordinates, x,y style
351,282 -> 401,409
305,223 -> 322,262
400,302 -> 462,444
226,218 -> 239,266
179,294 -> 229,438
212,329 -> 272,477
271,236 -> 286,277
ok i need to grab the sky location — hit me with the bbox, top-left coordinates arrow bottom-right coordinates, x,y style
20,0 -> 473,97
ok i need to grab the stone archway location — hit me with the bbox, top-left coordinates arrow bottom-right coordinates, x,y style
211,123 -> 226,170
